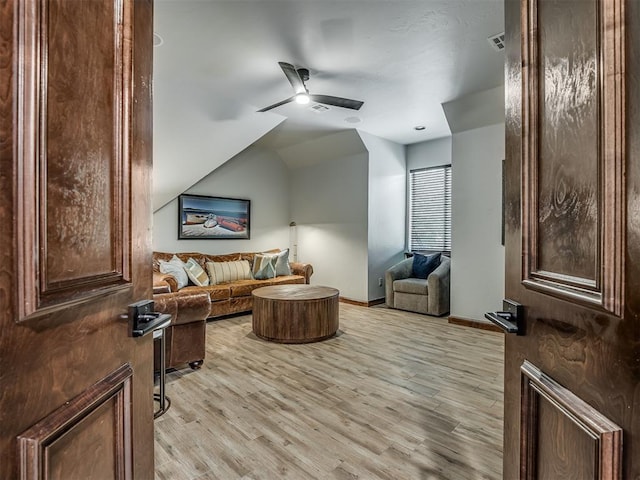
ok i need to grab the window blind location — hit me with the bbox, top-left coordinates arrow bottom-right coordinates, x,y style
409,166 -> 452,251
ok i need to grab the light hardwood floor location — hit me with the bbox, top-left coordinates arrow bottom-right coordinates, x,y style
155,304 -> 504,480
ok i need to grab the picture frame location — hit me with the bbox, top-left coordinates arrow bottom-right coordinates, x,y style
178,194 -> 250,240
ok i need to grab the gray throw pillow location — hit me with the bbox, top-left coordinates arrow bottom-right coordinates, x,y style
262,248 -> 291,276
252,254 -> 278,280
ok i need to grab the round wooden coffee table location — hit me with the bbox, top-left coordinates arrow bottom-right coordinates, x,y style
252,285 -> 339,343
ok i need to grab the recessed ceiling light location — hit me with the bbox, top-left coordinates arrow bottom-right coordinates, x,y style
153,33 -> 164,47
344,116 -> 362,124
414,126 -> 426,131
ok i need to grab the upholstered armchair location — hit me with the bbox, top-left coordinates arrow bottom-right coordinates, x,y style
385,255 -> 450,316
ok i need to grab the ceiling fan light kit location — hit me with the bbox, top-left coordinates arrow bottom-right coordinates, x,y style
258,61 -> 363,113
295,92 -> 310,105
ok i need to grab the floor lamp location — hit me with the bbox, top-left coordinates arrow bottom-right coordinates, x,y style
289,222 -> 298,262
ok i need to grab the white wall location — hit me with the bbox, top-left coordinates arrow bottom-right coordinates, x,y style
405,129 -> 504,322
290,149 -> 370,302
406,136 -> 452,171
153,146 -> 291,254
451,123 -> 505,321
359,132 -> 406,301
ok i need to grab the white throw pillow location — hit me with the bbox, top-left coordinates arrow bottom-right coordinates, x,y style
158,255 -> 189,289
206,260 -> 252,285
183,258 -> 210,287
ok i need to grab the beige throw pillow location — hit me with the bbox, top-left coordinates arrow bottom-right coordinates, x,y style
206,260 -> 252,285
183,258 -> 210,286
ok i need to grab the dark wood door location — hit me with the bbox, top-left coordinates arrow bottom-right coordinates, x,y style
0,0 -> 154,478
503,0 -> 639,478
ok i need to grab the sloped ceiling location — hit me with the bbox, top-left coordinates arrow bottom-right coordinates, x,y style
273,129 -> 367,169
153,0 -> 505,210
443,85 -> 505,133
152,90 -> 284,210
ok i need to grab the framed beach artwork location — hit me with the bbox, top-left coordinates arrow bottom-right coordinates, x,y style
178,194 -> 250,240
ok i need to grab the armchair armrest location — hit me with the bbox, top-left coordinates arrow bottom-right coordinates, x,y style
290,262 -> 314,284
427,257 -> 450,316
385,257 -> 414,306
153,290 -> 211,326
152,293 -> 178,320
153,271 -> 178,293
169,290 -> 211,325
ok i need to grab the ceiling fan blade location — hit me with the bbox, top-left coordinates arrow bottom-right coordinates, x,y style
310,94 -> 364,111
257,96 -> 295,112
278,62 -> 306,94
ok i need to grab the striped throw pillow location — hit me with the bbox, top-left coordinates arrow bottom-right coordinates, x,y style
184,258 -> 210,287
206,260 -> 252,285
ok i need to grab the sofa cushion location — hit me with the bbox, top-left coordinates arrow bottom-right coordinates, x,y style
269,275 -> 306,286
182,284 -> 230,301
209,299 -> 231,317
393,278 -> 429,295
394,292 -> 430,315
159,255 -> 189,289
184,258 -> 210,286
226,275 -> 306,297
412,252 -> 441,279
206,260 -> 252,285
252,254 -> 277,280
230,279 -> 271,297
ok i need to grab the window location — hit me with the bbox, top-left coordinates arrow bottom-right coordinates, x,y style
409,165 -> 452,252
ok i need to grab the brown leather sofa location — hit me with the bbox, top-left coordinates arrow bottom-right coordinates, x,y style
152,250 -> 313,370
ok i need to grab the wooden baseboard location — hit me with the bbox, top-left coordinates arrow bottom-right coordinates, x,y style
448,316 -> 503,333
340,297 -> 386,307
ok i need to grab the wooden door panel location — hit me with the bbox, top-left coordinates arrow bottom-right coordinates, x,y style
521,0 -> 625,315
16,0 -> 131,321
520,362 -> 621,480
18,364 -> 133,480
535,0 -> 599,282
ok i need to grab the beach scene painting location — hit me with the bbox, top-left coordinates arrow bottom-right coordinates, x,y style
178,194 -> 250,239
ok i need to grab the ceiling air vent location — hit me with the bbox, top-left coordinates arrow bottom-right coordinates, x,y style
487,32 -> 505,52
309,104 -> 330,113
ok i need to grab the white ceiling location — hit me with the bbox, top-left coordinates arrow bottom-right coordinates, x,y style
154,0 -> 505,149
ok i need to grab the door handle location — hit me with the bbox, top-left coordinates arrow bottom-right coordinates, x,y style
128,300 -> 172,337
485,299 -> 524,335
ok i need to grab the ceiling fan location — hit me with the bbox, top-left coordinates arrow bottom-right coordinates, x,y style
258,62 -> 364,112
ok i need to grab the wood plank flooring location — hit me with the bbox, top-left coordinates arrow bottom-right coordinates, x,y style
154,304 -> 504,480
